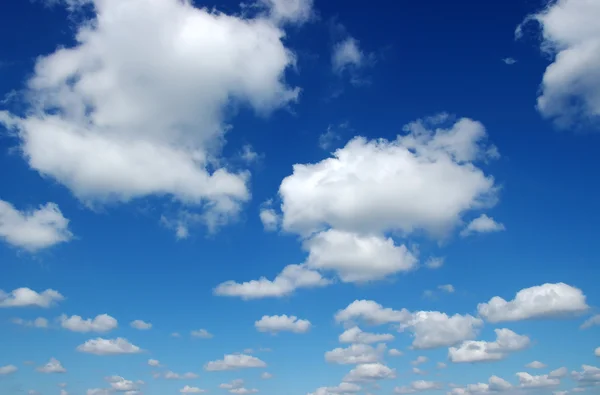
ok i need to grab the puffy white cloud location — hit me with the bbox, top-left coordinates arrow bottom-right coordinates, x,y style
10,317 -> 49,328
164,371 -> 199,380
220,379 -> 244,390
255,314 -> 311,333
394,380 -> 442,393
147,359 -> 160,367
130,320 -> 151,330
303,229 -> 417,282
581,314 -> 600,329
204,354 -> 266,371
448,375 -> 512,394
388,349 -> 403,357
0,0 -> 309,235
76,337 -> 142,355
571,364 -> 600,386
308,382 -> 361,395
105,376 -> 141,392
339,327 -> 394,344
279,115 -> 498,239
191,329 -> 213,338
343,363 -> 396,382
460,214 -> 505,237
526,361 -> 547,369
180,386 -> 206,394
332,37 -> 364,74
325,344 -> 386,365
449,328 -> 530,363
411,356 -> 428,366
517,0 -> 600,127
516,372 -> 560,388
60,314 -> 117,333
259,200 -> 280,232
36,358 -> 66,373
0,200 -> 73,251
0,288 -> 64,308
549,367 -> 568,378
412,367 -> 426,375
335,300 -> 411,325
478,283 -> 589,322
402,311 -> 483,349
214,264 -> 330,299
0,365 -> 17,375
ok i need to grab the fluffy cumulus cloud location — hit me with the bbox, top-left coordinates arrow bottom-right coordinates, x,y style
105,376 -> 142,392
204,354 -> 266,371
76,337 -> 142,355
191,329 -> 214,338
0,288 -> 64,308
255,314 -> 311,333
449,328 -> 530,363
448,375 -> 513,394
526,361 -> 547,369
0,200 -> 73,251
571,364 -> 600,386
401,311 -> 483,349
130,320 -> 152,330
0,0 -> 313,235
335,300 -> 411,325
308,382 -> 361,395
516,372 -> 560,388
477,283 -> 589,322
180,385 -> 206,394
325,344 -> 386,365
394,380 -> 442,394
517,0 -> 600,127
60,314 -> 118,333
550,367 -> 568,378
259,200 -> 280,232
37,358 -> 66,373
343,362 -> 396,382
339,327 -> 394,344
460,214 -> 505,237
0,365 -> 18,375
214,264 -> 330,299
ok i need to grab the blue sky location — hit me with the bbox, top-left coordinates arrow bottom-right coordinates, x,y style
1,0 -> 599,395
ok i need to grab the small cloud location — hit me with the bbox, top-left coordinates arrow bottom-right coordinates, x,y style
0,288 -> 64,308
424,257 -> 444,270
36,358 -> 66,374
460,214 -> 505,237
191,328 -> 213,338
502,57 -> 517,65
438,284 -> 455,293
259,199 -> 280,232
239,144 -> 262,164
76,338 -> 142,355
130,320 -> 152,330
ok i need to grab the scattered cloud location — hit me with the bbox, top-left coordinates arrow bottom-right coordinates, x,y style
411,356 -> 428,366
549,367 -> 568,378
191,329 -> 213,339
388,349 -> 403,357
11,317 -> 49,328
477,282 -> 589,322
36,358 -> 66,373
402,311 -> 483,349
325,344 -> 386,365
571,364 -> 600,386
449,328 -> 530,363
394,380 -> 442,393
164,371 -> 199,380
204,354 -> 267,371
180,385 -> 206,394
460,214 -> 505,237
438,284 -> 455,293
255,315 -> 311,333
147,359 -> 160,367
335,300 -> 411,326
308,382 -> 361,395
343,363 -> 396,382
526,361 -> 548,369
0,365 -> 18,375
448,375 -> 512,394
581,314 -> 600,329
130,320 -> 152,330
76,338 -> 142,355
516,372 -> 560,388
0,288 -> 64,308
0,200 -> 73,251
259,200 -> 280,232
339,327 -> 394,344
424,257 -> 445,270
502,57 -> 517,65
60,314 -> 118,333
261,372 -> 273,379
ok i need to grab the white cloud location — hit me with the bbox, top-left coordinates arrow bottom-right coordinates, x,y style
411,356 -> 428,366
388,349 -> 403,357
11,317 -> 49,328
0,0 -> 308,235
412,367 -> 426,375
130,320 -> 151,330
147,359 -> 160,367
325,344 -> 386,365
502,58 -> 517,65
229,388 -> 258,394
0,200 -> 72,251
332,37 -> 364,74
105,376 -> 141,392
164,371 -> 199,380
60,314 -> 117,333
214,264 -> 330,299
303,229 -> 418,282
191,329 -> 213,338
596,347 -> 600,357
425,257 -> 444,269
278,116 -> 498,239
394,380 -> 442,393
549,367 -> 568,378
0,288 -> 64,308
437,362 -> 447,369
87,390 -> 111,395
343,363 -> 396,382
0,365 -> 17,375
477,282 -> 589,322
526,361 -> 548,369
259,200 -> 280,232
36,358 -> 66,373
581,314 -> 600,329
220,379 -> 244,390
319,124 -> 343,150
448,375 -> 512,394
76,337 -> 142,355
517,0 -> 600,127
335,300 -> 411,325
255,315 -> 311,333
401,311 -> 483,349
308,382 -> 361,395
449,328 -> 530,363
204,354 -> 266,371
460,214 -> 505,237
516,372 -> 560,388
180,386 -> 206,394
438,284 -> 455,293
339,326 -> 394,344
571,364 -> 600,386
261,372 -> 273,379
60,390 -> 68,395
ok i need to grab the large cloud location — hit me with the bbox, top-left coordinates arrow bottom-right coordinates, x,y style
517,0 -> 600,127
0,0 -> 310,233
448,328 -> 530,363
